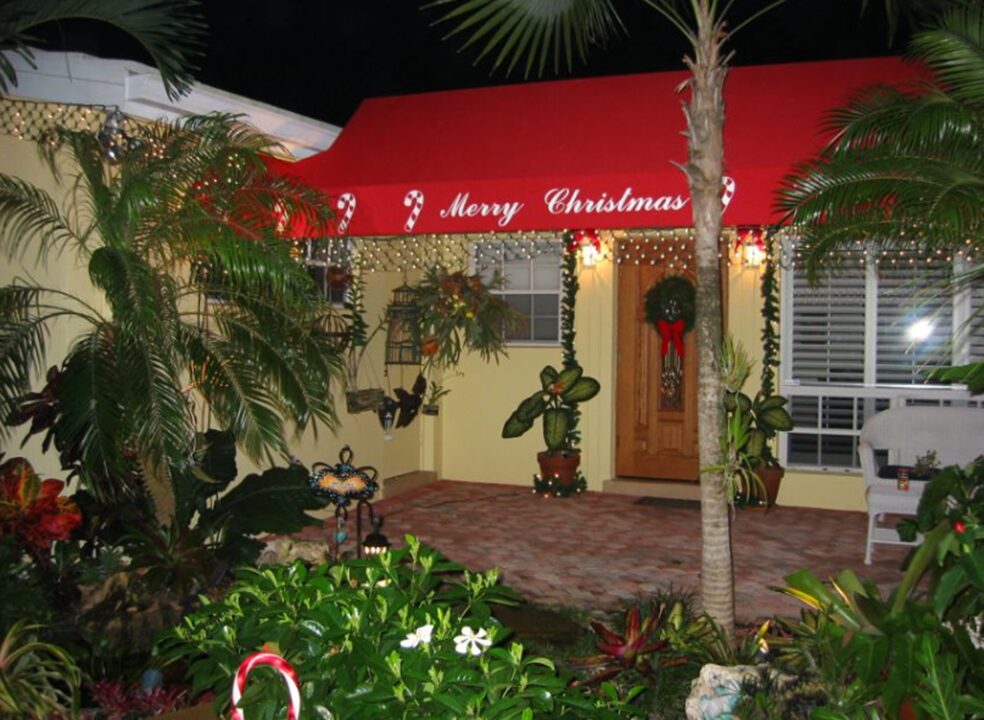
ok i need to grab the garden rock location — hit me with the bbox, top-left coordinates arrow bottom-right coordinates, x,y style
258,536 -> 331,566
685,663 -> 803,720
686,664 -> 761,719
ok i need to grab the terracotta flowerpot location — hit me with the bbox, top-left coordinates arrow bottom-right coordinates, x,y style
738,465 -> 785,509
537,450 -> 581,486
755,464 -> 785,508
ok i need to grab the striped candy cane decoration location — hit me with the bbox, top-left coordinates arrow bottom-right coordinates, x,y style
336,193 -> 357,235
403,189 -> 425,232
230,652 -> 301,720
720,176 -> 736,210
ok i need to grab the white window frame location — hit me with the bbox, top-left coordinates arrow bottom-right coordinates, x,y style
473,237 -> 564,346
779,253 -> 981,471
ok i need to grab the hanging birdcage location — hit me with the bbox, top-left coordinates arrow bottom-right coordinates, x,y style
384,284 -> 421,365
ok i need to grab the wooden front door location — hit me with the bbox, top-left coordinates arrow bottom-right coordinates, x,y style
615,262 -> 701,481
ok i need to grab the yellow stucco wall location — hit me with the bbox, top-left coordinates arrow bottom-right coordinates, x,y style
0,133 -> 94,479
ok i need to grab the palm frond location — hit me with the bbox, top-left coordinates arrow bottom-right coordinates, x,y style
0,286 -> 47,441
427,0 -> 624,77
910,2 -> 984,108
87,246 -> 177,340
54,325 -> 128,499
778,6 -> 984,279
0,0 -> 205,99
115,327 -> 192,472
177,325 -> 289,463
0,173 -> 82,262
209,301 -> 343,431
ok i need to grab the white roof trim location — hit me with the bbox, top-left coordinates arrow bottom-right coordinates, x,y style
9,49 -> 339,159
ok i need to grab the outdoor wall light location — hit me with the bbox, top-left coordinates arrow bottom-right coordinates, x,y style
570,229 -> 602,268
363,518 -> 390,555
742,239 -> 765,268
736,227 -> 766,268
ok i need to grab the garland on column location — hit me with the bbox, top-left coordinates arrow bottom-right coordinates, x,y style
759,227 -> 780,399
534,235 -> 587,497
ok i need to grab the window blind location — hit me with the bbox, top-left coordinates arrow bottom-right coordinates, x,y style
875,262 -> 953,384
789,266 -> 866,384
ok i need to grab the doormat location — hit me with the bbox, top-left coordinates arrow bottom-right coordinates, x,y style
633,497 -> 700,510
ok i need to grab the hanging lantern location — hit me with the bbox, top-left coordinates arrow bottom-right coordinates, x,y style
384,284 -> 421,365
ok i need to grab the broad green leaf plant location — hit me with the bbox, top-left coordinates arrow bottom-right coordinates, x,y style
157,537 -> 640,720
0,113 -> 344,507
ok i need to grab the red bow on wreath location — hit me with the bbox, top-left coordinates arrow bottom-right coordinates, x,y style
657,319 -> 686,358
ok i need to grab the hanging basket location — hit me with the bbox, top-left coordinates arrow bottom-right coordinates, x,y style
346,388 -> 386,413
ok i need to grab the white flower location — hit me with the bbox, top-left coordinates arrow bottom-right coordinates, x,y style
400,624 -> 434,649
453,626 -> 492,656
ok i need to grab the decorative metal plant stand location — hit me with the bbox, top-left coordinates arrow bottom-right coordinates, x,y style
309,446 -> 383,560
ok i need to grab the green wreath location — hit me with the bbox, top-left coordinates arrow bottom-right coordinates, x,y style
644,276 -> 696,332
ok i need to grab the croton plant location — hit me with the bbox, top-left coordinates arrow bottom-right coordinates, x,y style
0,456 -> 81,555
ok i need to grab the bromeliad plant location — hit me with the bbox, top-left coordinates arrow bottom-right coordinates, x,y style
157,536 -> 638,720
502,364 -> 601,453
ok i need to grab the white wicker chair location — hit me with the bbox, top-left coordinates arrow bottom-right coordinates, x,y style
859,406 -> 984,564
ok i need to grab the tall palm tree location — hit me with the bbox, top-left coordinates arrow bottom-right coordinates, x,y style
0,113 -> 343,515
428,0 -> 793,640
0,0 -> 205,100
778,2 -> 984,389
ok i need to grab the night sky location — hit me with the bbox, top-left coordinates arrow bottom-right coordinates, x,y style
39,0 -> 909,126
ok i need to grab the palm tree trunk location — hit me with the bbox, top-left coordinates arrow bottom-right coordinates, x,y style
685,2 -> 735,641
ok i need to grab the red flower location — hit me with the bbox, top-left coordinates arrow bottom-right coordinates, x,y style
954,520 -> 967,534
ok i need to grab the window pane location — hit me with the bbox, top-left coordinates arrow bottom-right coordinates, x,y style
504,263 -> 531,290
790,266 -> 865,383
969,264 -> 984,361
533,258 -> 561,290
788,396 -> 817,426
533,317 -> 559,342
819,435 -> 858,468
876,262 -> 952,384
821,396 -> 857,431
532,294 -> 559,316
788,433 -> 819,466
481,238 -> 563,345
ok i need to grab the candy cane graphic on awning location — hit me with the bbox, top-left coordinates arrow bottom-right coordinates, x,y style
230,652 -> 302,720
720,176 -> 736,210
403,189 -> 425,232
336,193 -> 356,235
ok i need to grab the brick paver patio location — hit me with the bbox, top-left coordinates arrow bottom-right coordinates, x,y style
302,480 -> 913,622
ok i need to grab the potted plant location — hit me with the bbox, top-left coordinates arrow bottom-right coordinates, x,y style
409,267 -> 518,370
715,336 -> 793,507
501,364 -> 601,485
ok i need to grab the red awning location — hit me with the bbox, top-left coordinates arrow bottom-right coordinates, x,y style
282,57 -> 917,237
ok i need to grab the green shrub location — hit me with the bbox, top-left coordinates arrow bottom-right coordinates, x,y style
157,537 -> 641,719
